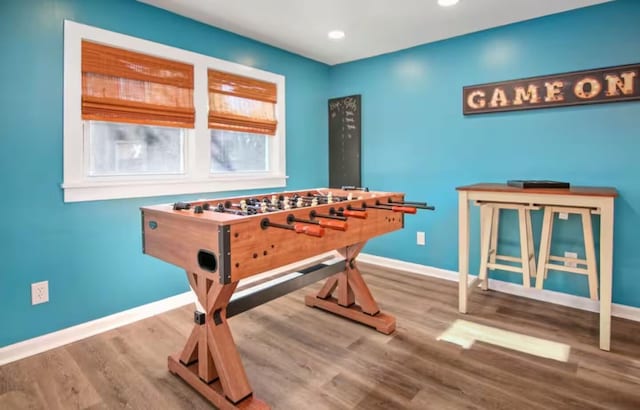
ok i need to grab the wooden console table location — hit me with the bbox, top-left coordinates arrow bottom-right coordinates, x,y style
456,183 -> 617,351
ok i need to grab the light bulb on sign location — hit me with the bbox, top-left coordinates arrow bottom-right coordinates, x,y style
438,0 -> 459,6
328,30 -> 345,40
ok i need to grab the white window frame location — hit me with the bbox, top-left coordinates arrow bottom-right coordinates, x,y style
63,20 -> 286,202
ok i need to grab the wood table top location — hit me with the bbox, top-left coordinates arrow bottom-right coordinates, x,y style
456,183 -> 618,197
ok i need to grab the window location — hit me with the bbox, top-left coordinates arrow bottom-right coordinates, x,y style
88,122 -> 185,176
63,21 -> 286,202
210,130 -> 267,173
208,69 -> 278,175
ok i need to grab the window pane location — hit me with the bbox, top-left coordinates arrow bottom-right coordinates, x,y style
210,130 -> 267,173
88,121 -> 184,176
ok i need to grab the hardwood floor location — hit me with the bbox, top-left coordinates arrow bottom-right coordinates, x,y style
2,264 -> 640,409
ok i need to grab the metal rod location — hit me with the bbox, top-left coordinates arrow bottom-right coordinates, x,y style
260,218 -> 324,237
383,200 -> 435,210
387,199 -> 427,207
340,186 -> 369,192
288,214 -> 347,231
347,204 -> 366,211
224,200 -> 272,214
227,261 -> 346,318
302,192 -> 350,201
202,203 -> 246,215
309,210 -> 348,221
364,203 -> 417,214
332,207 -> 368,219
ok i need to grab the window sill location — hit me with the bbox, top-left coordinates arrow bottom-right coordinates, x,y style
62,175 -> 288,203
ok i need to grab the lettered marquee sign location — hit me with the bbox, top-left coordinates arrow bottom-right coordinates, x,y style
463,63 -> 639,115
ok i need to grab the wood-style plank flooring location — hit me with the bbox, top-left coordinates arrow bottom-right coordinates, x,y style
2,264 -> 640,409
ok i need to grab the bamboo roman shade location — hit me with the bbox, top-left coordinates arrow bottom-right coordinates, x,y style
81,41 -> 195,128
208,70 -> 278,135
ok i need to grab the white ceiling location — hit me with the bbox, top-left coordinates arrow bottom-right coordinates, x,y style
138,0 -> 610,65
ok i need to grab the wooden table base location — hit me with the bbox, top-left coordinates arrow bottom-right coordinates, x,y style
168,354 -> 268,410
305,295 -> 396,334
170,273 -> 269,409
170,243 -> 394,408
305,243 -> 396,335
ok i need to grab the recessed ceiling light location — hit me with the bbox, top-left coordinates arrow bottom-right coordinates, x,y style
328,30 -> 345,40
438,0 -> 459,6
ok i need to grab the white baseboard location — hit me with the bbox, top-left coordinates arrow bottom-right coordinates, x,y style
357,253 -> 640,323
3,253 -> 637,367
0,253 -> 337,367
0,291 -> 195,366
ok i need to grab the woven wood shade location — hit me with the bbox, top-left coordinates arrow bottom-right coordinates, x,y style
82,41 -> 195,128
208,70 -> 277,135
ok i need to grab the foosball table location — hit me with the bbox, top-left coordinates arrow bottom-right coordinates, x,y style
140,187 -> 433,409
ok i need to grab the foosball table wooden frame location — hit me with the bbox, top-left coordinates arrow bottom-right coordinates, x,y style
141,188 -> 432,409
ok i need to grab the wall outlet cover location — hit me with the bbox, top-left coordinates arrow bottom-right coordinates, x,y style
31,281 -> 49,305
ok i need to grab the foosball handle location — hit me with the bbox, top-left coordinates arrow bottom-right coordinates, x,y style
391,206 -> 417,214
341,209 -> 368,219
293,224 -> 325,237
318,219 -> 348,231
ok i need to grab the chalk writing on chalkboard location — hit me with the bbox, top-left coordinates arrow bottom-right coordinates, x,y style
328,95 -> 361,188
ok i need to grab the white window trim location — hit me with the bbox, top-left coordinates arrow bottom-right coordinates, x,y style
63,20 -> 287,202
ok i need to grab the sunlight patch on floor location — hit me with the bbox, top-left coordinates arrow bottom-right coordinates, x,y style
437,319 -> 571,362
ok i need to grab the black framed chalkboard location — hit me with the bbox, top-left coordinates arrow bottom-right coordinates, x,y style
328,95 -> 361,188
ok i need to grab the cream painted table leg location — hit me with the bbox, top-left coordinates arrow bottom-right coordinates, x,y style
478,205 -> 493,291
458,191 -> 470,313
599,199 -> 614,351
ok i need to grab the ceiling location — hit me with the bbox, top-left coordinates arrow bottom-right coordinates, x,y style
138,0 -> 610,65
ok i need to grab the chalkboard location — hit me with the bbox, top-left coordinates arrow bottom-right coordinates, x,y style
328,95 -> 361,188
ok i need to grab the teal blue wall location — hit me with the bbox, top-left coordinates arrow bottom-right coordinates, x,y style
329,0 -> 640,307
0,0 -> 330,347
3,0 -> 639,348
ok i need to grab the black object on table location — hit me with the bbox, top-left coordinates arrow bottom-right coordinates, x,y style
507,180 -> 570,189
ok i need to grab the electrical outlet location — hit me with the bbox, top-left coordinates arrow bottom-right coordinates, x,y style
416,231 -> 426,246
558,212 -> 569,220
564,251 -> 578,268
31,281 -> 49,305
